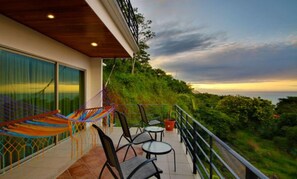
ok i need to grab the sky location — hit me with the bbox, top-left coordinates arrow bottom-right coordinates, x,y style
130,0 -> 297,102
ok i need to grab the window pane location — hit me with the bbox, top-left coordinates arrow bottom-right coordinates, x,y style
59,65 -> 84,115
0,49 -> 55,121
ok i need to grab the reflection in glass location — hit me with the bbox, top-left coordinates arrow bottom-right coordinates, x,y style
0,49 -> 55,121
59,65 -> 84,115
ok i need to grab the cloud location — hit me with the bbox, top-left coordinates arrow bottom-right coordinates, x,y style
150,23 -> 226,56
151,41 -> 297,83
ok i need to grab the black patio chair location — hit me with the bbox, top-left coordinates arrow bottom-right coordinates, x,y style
137,104 -> 162,129
115,111 -> 153,161
92,124 -> 162,179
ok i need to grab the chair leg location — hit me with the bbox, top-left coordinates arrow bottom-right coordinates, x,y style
173,148 -> 176,171
106,164 -> 119,179
116,134 -> 124,149
99,162 -> 107,179
123,145 -> 130,161
135,127 -> 142,134
123,144 -> 137,161
130,145 -> 137,157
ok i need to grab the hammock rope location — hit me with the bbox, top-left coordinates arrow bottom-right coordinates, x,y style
0,110 -> 70,138
0,85 -> 115,172
0,87 -> 115,138
67,106 -> 115,122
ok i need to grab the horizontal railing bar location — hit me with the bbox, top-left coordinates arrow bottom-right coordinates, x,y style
175,104 -> 269,179
182,134 -> 194,150
181,123 -> 187,130
196,142 -> 210,162
211,163 -> 225,179
195,153 -> 210,178
184,129 -> 194,139
185,119 -> 192,125
213,136 -> 268,178
175,105 -> 214,135
195,130 -> 210,148
211,148 -> 240,178
188,124 -> 194,131
187,146 -> 195,159
195,162 -> 206,179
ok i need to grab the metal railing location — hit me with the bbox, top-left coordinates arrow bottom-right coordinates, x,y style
174,104 -> 268,179
114,103 -> 169,126
116,0 -> 138,43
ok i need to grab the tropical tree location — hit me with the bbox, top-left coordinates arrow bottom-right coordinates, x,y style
275,96 -> 297,114
195,106 -> 236,140
131,8 -> 155,74
216,95 -> 274,128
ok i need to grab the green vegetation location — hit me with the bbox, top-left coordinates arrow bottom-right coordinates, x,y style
104,59 -> 297,179
103,9 -> 297,178
232,131 -> 297,178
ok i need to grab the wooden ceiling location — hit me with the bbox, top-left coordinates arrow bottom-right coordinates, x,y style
0,0 -> 131,58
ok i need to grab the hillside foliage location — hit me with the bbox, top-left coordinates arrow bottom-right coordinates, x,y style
103,9 -> 297,178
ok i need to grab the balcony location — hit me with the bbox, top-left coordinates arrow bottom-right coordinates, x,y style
0,104 -> 268,178
0,128 -> 195,178
115,0 -> 139,43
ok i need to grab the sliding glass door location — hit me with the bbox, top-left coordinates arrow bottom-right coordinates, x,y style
0,49 -> 85,119
0,48 -> 85,171
0,49 -> 55,121
59,65 -> 85,116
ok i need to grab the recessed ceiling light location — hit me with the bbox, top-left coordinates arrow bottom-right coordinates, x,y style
47,14 -> 55,19
91,42 -> 98,47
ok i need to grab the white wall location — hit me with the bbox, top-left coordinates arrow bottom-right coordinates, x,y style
0,15 -> 102,108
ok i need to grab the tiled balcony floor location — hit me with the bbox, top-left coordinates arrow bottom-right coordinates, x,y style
0,127 -> 199,179
57,146 -> 144,179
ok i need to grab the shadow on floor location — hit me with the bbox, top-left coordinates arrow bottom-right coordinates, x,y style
57,145 -> 143,179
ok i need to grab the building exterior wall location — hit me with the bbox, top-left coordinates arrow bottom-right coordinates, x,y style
0,15 -> 102,107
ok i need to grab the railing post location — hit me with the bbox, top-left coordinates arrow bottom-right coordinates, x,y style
175,105 -> 180,135
246,167 -> 258,179
193,122 -> 197,174
209,135 -> 213,179
180,109 -> 183,143
185,114 -> 189,155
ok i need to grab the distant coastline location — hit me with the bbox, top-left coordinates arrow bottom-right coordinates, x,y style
195,91 -> 297,105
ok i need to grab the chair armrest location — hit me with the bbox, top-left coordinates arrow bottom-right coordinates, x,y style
127,157 -> 161,178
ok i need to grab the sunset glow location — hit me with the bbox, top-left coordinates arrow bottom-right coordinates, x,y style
0,83 -> 79,93
191,80 -> 297,92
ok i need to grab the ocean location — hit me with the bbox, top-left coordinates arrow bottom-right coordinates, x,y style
202,91 -> 297,105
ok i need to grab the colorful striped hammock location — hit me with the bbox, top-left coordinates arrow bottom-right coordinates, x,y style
0,110 -> 69,138
67,106 -> 115,122
0,105 -> 115,138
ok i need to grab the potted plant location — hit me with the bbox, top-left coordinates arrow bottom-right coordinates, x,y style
164,109 -> 175,131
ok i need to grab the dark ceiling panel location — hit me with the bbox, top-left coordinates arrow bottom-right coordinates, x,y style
0,0 -> 130,58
